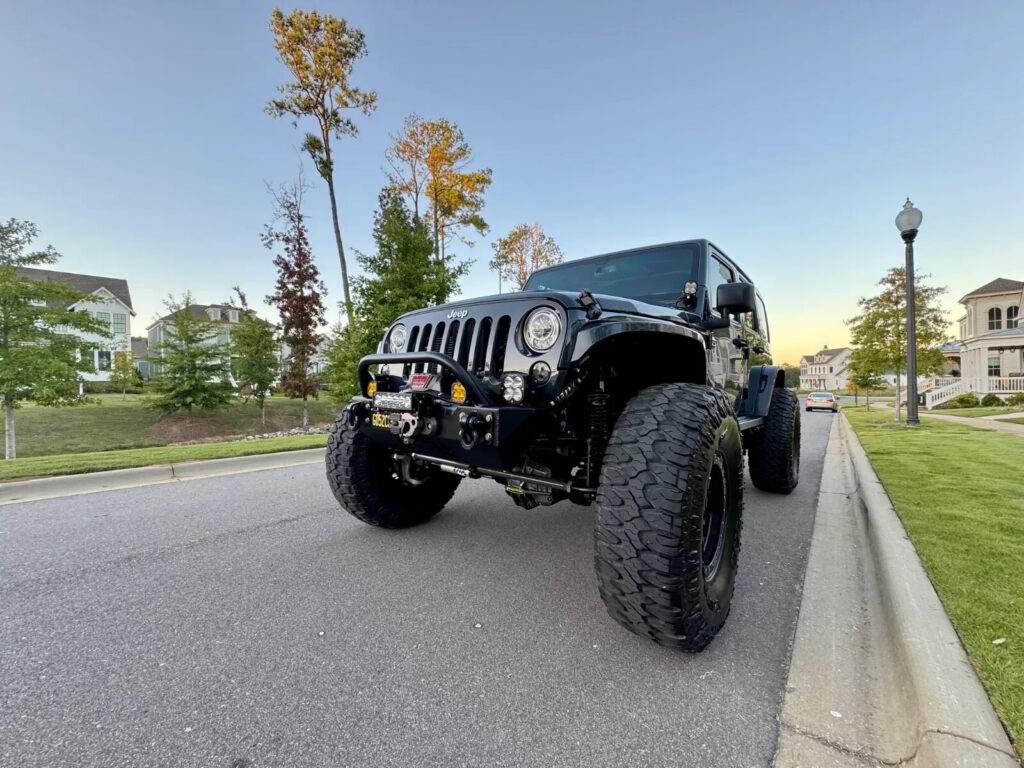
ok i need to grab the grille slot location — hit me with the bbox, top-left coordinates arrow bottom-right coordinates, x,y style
444,320 -> 460,358
491,315 -> 512,374
473,317 -> 492,374
457,319 -> 475,368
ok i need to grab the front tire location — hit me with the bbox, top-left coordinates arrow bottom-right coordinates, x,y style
748,388 -> 801,494
594,384 -> 744,652
325,410 -> 461,528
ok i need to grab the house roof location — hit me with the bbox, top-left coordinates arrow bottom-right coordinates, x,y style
959,277 -> 1024,303
147,303 -> 245,330
810,346 -> 851,361
973,326 -> 1024,340
15,267 -> 134,311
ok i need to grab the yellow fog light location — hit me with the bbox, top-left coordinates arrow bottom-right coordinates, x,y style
451,382 -> 467,403
367,380 -> 377,397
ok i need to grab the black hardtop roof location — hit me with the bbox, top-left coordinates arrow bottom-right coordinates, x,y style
528,238 -> 760,294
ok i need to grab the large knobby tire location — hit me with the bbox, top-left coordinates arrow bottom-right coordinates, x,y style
748,388 -> 800,494
594,383 -> 745,652
325,411 -> 461,528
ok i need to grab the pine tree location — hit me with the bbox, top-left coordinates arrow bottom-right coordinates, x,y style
147,294 -> 232,414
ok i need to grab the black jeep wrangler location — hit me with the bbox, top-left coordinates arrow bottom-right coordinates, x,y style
326,239 -> 800,651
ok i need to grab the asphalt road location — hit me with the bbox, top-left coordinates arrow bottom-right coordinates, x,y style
1,411 -> 835,768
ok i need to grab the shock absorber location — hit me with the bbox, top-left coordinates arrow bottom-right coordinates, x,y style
586,382 -> 610,486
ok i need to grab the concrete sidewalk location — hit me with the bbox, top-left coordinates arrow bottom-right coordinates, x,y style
774,416 -> 1018,767
863,403 -> 1024,436
0,447 -> 326,506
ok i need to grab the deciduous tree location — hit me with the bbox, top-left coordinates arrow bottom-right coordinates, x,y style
847,348 -> 887,411
109,345 -> 136,400
265,182 -> 326,427
489,222 -> 564,291
266,7 -> 377,326
386,114 -> 492,263
323,189 -> 469,399
846,267 -> 948,421
147,293 -> 233,414
0,218 -> 110,458
230,288 -> 279,425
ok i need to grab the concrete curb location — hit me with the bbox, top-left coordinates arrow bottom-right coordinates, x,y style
775,415 -> 1018,767
0,447 -> 326,506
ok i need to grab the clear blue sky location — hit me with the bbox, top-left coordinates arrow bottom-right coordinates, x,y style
3,0 -> 1023,365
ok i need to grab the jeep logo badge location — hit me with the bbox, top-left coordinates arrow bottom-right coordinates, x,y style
447,309 -> 468,319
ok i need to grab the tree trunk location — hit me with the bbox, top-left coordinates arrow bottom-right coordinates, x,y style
261,398 -> 266,426
323,138 -> 353,328
895,380 -> 901,421
4,394 -> 15,460
302,395 -> 309,428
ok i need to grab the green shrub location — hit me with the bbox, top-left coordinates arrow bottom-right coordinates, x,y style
980,394 -> 1004,407
951,392 -> 979,408
82,380 -> 145,395
1007,392 -> 1024,408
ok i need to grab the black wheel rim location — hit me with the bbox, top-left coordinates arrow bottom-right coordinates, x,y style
702,455 -> 727,582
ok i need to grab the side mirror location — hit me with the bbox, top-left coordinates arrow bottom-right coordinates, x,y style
716,282 -> 756,316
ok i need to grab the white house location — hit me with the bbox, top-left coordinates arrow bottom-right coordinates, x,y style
16,267 -> 134,382
799,346 -> 852,391
146,303 -> 241,377
926,277 -> 1024,407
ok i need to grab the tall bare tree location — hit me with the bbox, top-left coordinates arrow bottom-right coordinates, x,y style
266,8 -> 377,327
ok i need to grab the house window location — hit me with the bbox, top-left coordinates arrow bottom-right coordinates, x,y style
988,307 -> 1002,330
208,308 -> 221,321
98,351 -> 111,371
112,313 -> 127,334
94,311 -> 111,330
988,357 -> 1001,377
1008,305 -> 1020,329
228,309 -> 239,323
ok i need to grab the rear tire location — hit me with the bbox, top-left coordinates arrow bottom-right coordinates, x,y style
594,383 -> 744,652
749,388 -> 800,494
325,410 -> 461,528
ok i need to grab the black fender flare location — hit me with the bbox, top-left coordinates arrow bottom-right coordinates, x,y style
568,316 -> 705,365
737,365 -> 786,418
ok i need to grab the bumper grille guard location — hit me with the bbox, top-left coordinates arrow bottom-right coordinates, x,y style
359,352 -> 495,406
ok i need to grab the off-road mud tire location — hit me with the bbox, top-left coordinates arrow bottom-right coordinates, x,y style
594,383 -> 744,652
325,411 -> 461,528
748,388 -> 800,494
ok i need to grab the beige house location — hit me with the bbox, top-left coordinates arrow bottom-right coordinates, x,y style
926,277 -> 1024,407
799,346 -> 852,391
146,303 -> 242,377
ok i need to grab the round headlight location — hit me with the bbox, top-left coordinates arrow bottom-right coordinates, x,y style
388,324 -> 407,353
524,307 -> 561,353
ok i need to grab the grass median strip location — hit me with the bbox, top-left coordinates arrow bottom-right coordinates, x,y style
0,434 -> 328,482
844,409 -> 1023,754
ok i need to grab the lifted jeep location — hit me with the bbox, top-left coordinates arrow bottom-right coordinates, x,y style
326,239 -> 800,651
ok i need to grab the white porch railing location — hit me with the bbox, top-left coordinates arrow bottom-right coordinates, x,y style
925,379 -> 969,408
982,376 -> 1024,394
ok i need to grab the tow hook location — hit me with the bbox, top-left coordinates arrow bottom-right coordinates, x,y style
458,411 -> 490,449
397,413 -> 420,440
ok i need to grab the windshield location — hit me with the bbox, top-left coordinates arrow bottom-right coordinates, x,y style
523,242 -> 700,307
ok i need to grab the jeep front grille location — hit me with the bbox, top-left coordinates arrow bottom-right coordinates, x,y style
403,314 -> 512,378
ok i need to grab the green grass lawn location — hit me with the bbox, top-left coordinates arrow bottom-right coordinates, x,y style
10,395 -> 341,457
996,417 -> 1024,426
928,406 -> 1021,418
0,433 -> 328,482
845,409 -> 1023,754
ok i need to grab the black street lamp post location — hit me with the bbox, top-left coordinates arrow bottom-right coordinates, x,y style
896,198 -> 923,426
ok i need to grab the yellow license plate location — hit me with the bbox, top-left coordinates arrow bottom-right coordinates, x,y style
371,412 -> 392,429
